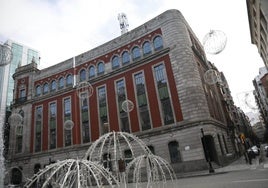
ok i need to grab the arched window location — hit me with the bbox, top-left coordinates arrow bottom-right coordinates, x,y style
124,149 -> 133,165
18,109 -> 24,125
112,55 -> 120,69
153,36 -> 163,50
103,153 -> 112,171
58,77 -> 64,89
97,62 -> 105,75
80,69 -> 86,81
143,41 -> 152,55
11,167 -> 22,185
89,66 -> 95,78
34,163 -> 41,174
122,51 -> 130,65
168,141 -> 181,163
35,85 -> 41,96
16,110 -> 24,153
51,80 -> 56,92
66,74 -> 73,86
132,46 -> 141,60
43,83 -> 49,94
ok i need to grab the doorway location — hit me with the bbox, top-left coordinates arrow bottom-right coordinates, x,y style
201,135 -> 218,164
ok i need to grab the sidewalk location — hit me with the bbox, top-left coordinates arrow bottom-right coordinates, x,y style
215,155 -> 266,173
177,155 -> 268,178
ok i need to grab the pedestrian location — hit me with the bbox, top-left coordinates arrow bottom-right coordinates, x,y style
247,149 -> 255,165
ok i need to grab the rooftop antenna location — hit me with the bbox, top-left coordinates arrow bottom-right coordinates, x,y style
118,13 -> 129,35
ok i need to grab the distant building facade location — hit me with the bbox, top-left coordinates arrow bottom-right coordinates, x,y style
7,10 -> 242,186
253,67 -> 268,139
252,122 -> 265,140
247,0 -> 268,68
253,67 -> 268,126
247,0 -> 268,142
0,40 -> 40,159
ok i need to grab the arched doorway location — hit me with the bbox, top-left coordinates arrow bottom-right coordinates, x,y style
10,167 -> 22,185
201,135 -> 219,164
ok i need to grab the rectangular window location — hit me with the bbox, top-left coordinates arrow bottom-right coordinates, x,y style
98,86 -> 109,135
154,64 -> 174,125
103,153 -> 112,171
168,141 -> 181,163
134,72 -> 151,131
15,126 -> 23,153
222,134 -> 229,153
35,106 -> 42,152
116,79 -> 130,132
49,102 -> 57,149
124,149 -> 133,165
80,93 -> 90,143
64,98 -> 72,146
217,134 -> 224,155
19,89 -> 26,98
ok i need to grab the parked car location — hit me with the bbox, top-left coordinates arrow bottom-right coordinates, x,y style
265,145 -> 268,157
251,145 -> 260,156
264,145 -> 268,152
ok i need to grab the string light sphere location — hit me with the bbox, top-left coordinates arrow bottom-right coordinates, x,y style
8,113 -> 23,126
64,120 -> 74,130
244,92 -> 258,111
24,159 -> 119,188
76,81 -> 94,99
126,154 -> 177,187
203,30 -> 227,55
122,99 -> 134,112
204,69 -> 219,85
0,44 -> 12,67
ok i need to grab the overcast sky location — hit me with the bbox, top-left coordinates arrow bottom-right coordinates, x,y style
0,0 -> 264,116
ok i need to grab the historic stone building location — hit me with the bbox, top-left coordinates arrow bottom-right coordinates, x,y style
6,9 -> 239,185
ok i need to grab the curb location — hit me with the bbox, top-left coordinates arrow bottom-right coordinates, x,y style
177,171 -> 227,179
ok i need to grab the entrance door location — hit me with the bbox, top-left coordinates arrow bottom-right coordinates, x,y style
202,135 -> 218,163
11,167 -> 22,185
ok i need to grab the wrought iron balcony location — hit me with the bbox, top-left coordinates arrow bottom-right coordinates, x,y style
15,97 -> 27,104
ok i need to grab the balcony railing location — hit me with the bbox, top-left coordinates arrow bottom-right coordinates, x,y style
15,97 -> 27,104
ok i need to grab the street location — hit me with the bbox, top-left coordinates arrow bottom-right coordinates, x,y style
176,167 -> 268,188
111,166 -> 268,188
117,154 -> 268,188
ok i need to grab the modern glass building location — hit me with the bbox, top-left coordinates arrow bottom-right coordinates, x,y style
4,40 -> 40,110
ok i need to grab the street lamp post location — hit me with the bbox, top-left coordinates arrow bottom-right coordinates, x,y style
200,128 -> 215,173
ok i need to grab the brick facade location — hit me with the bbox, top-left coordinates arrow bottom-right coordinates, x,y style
6,10 -> 238,185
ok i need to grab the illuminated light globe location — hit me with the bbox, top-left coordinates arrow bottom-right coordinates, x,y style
0,44 -> 13,67
84,131 -> 152,186
126,154 -> 177,188
64,120 -> 74,130
8,113 -> 23,126
204,69 -> 219,85
203,30 -> 227,55
84,131 -> 177,187
24,159 -> 119,188
84,131 -> 151,162
76,81 -> 94,99
122,99 -> 134,112
244,92 -> 258,111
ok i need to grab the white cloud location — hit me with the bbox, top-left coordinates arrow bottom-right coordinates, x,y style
0,0 -> 264,113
